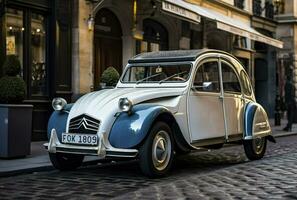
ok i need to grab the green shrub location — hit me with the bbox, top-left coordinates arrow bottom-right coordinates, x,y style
101,67 -> 120,86
3,55 -> 21,76
0,76 -> 26,103
0,56 -> 26,104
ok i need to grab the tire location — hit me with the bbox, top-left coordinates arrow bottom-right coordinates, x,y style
49,152 -> 84,171
243,137 -> 267,160
139,122 -> 174,178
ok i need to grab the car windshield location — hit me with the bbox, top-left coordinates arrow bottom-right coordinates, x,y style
121,63 -> 192,83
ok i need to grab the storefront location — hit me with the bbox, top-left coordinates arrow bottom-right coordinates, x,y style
0,0 -> 73,140
160,0 -> 283,117
73,0 -> 283,122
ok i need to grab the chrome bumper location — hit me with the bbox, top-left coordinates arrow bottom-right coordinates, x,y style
44,129 -> 138,158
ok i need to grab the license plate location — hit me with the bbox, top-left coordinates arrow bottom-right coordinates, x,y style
62,133 -> 98,145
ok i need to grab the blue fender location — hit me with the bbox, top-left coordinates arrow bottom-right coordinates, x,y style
109,104 -> 170,149
47,104 -> 73,141
244,102 -> 258,139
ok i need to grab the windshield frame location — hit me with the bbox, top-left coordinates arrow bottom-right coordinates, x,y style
120,62 -> 193,85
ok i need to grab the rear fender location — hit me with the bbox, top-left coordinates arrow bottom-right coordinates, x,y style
244,102 -> 271,140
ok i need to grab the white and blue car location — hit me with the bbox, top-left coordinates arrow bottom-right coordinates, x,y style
46,49 -> 275,177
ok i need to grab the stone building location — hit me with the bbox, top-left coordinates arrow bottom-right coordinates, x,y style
73,0 -> 283,116
0,0 -> 73,140
275,0 -> 297,104
0,0 -> 284,140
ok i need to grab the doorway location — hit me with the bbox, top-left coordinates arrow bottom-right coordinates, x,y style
255,58 -> 269,114
94,8 -> 122,89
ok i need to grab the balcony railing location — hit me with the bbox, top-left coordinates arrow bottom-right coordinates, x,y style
253,0 -> 262,16
253,0 -> 274,19
265,2 -> 274,19
234,0 -> 245,9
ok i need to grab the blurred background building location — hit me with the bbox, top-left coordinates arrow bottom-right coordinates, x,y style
0,0 -> 294,140
275,0 -> 297,107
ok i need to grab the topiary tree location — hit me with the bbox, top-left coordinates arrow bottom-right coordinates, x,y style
0,55 -> 26,104
101,67 -> 120,87
3,55 -> 21,76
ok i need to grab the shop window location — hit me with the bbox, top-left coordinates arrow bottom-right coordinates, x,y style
137,19 -> 168,53
6,8 -> 24,76
233,35 -> 247,49
31,13 -> 47,96
5,8 -> 48,98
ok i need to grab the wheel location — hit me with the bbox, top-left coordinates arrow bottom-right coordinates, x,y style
49,152 -> 84,171
139,122 -> 174,177
243,137 -> 267,160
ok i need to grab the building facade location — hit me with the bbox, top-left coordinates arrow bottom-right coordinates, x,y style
0,0 -> 284,140
275,0 -> 297,105
73,0 -> 282,116
0,0 -> 73,140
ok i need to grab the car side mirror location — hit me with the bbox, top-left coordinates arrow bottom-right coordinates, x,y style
191,82 -> 213,91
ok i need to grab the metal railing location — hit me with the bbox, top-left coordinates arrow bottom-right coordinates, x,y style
265,2 -> 274,19
253,0 -> 262,16
234,0 -> 245,9
253,0 -> 274,19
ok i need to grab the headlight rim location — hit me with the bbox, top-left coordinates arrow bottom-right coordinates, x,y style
52,97 -> 67,111
118,97 -> 133,113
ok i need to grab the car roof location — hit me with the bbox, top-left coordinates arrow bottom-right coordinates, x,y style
128,49 -> 237,64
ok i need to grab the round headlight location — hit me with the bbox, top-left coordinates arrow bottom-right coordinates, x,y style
118,98 -> 133,112
52,98 -> 67,111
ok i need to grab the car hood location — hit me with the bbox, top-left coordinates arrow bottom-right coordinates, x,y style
67,87 -> 187,121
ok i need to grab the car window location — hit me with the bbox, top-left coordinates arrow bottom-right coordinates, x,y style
194,60 -> 220,92
240,70 -> 252,96
221,61 -> 241,94
121,63 -> 191,83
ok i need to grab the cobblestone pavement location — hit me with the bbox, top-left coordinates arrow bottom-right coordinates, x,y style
1,135 -> 297,199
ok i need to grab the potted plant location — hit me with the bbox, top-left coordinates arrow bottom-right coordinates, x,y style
100,67 -> 120,89
0,55 -> 33,158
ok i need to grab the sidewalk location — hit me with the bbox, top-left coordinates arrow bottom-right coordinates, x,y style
0,119 -> 296,177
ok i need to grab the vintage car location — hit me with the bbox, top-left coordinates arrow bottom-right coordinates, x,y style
45,49 -> 275,177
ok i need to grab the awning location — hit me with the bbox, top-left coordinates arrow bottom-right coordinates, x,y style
162,0 -> 283,49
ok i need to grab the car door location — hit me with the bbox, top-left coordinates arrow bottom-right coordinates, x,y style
188,59 -> 225,144
220,60 -> 245,140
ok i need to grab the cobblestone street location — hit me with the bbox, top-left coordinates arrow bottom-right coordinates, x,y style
1,135 -> 297,199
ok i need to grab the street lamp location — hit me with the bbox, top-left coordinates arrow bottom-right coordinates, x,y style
85,0 -> 104,31
87,14 -> 94,31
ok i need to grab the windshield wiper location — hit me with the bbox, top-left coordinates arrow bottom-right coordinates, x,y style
158,71 -> 188,84
136,73 -> 163,84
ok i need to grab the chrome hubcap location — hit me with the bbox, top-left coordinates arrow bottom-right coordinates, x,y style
253,137 -> 265,154
152,130 -> 171,171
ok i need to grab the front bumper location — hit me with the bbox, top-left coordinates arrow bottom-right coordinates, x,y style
44,129 -> 138,158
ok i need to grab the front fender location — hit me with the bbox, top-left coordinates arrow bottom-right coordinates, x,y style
109,104 -> 171,149
47,104 -> 73,141
244,102 -> 271,140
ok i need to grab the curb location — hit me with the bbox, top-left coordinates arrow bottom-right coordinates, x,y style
273,131 -> 297,138
0,159 -> 102,178
1,132 -> 297,178
0,166 -> 54,178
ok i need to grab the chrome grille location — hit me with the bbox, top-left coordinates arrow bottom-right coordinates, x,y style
68,114 -> 100,134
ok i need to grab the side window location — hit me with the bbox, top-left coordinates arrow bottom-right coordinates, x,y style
221,62 -> 241,94
194,61 -> 220,92
240,70 -> 253,96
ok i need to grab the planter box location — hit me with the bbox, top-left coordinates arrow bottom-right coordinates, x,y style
0,104 -> 33,158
